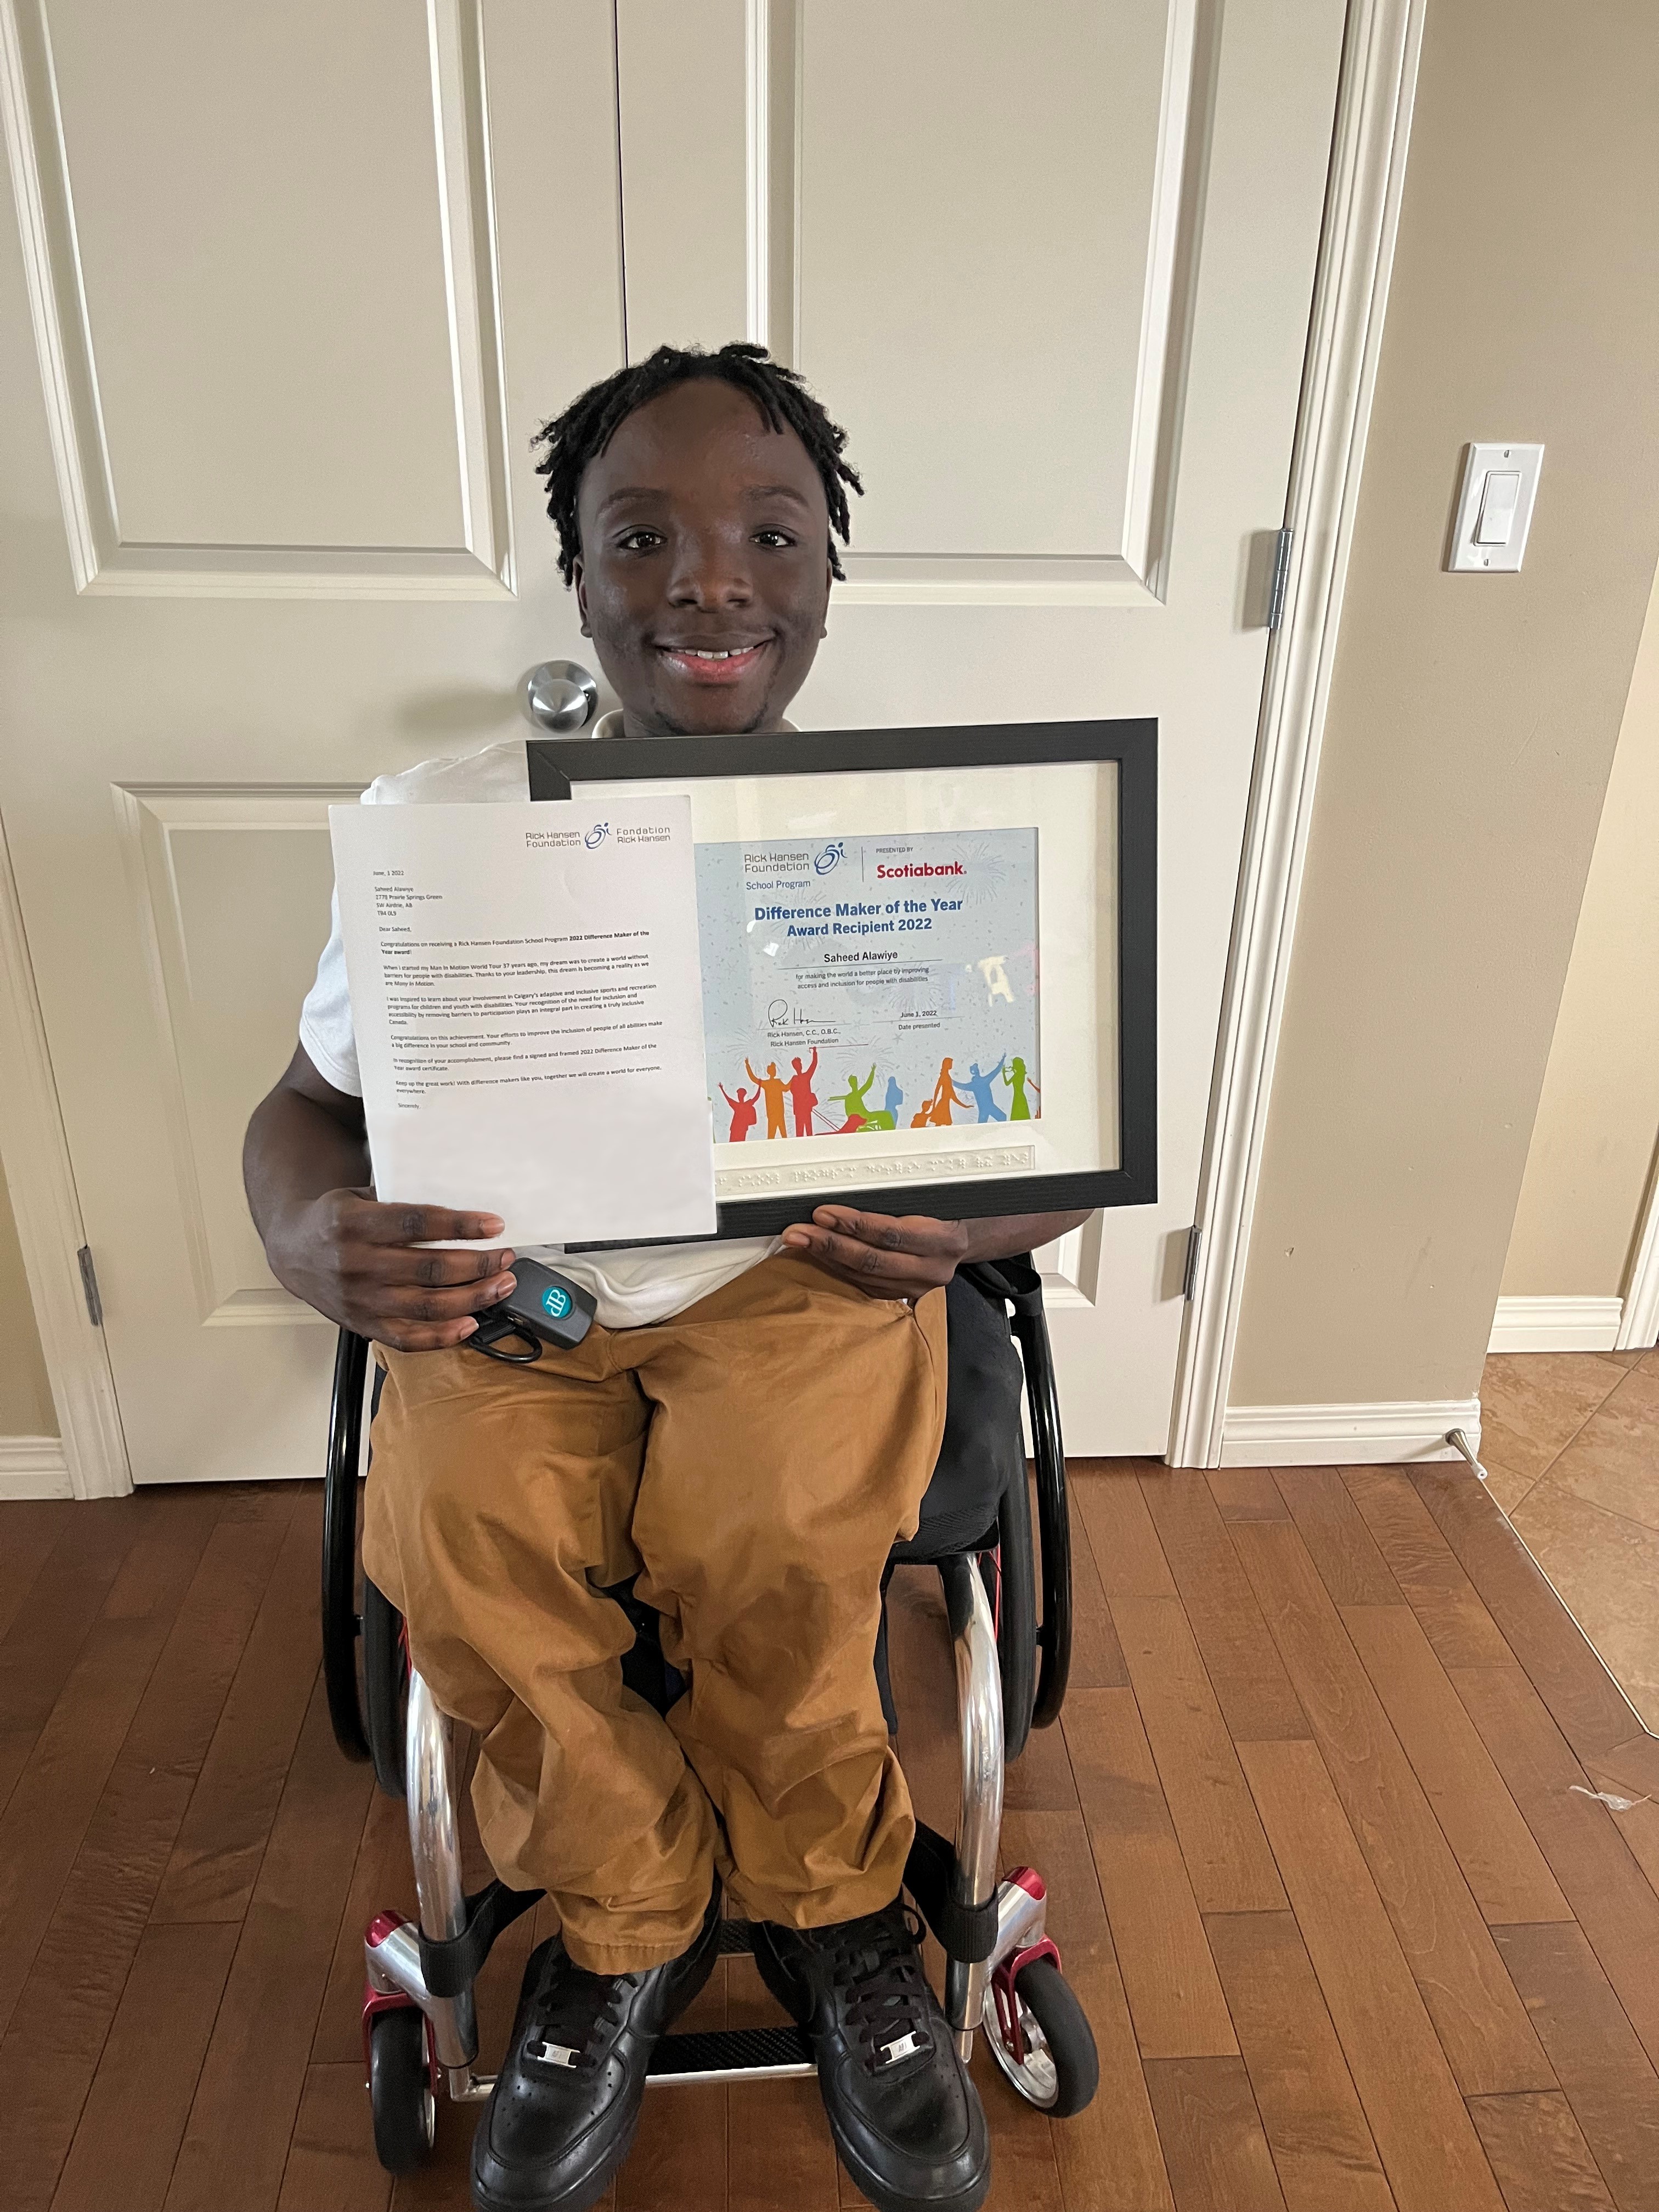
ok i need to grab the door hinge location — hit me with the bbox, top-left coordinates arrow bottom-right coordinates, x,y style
1182,1226 -> 1203,1302
1266,526 -> 1293,632
77,1244 -> 103,1328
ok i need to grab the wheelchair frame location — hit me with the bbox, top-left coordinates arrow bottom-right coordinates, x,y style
320,1257 -> 1098,2165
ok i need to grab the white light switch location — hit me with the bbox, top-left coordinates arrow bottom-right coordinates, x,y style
1474,470 -> 1521,544
1448,443 -> 1543,572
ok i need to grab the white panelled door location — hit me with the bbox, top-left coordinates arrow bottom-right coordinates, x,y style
0,0 -> 1345,1481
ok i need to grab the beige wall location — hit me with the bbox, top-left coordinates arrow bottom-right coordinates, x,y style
1502,568 -> 1659,1299
0,1152 -> 56,1435
1230,0 -> 1659,1409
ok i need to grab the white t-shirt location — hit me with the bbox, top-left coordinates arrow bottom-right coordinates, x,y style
297,713 -> 778,1328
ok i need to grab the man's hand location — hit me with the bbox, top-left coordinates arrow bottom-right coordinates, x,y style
781,1206 -> 968,1299
265,1189 -> 516,1351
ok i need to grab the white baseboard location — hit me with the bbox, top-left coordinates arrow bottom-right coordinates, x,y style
1488,1295 -> 1623,1355
0,1435 -> 73,1499
1220,1397 -> 1480,1468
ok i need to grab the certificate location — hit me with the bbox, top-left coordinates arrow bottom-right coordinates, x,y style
328,794 -> 718,1246
531,719 -> 1157,1240
696,828 -> 1041,1143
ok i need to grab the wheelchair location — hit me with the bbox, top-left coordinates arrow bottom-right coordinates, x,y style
320,1253 -> 1100,2177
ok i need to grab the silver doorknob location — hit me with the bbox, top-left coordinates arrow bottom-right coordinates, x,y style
521,659 -> 599,733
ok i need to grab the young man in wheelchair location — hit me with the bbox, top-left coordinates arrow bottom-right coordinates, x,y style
245,343 -> 1092,2212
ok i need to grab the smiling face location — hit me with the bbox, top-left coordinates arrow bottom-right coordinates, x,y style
573,379 -> 832,737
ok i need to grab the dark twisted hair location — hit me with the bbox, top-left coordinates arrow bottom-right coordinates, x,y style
532,341 -> 862,587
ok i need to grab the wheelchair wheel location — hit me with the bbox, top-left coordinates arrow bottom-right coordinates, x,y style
363,1577 -> 408,1799
993,1472 -> 1037,1763
369,2006 -> 436,2171
983,1956 -> 1099,2117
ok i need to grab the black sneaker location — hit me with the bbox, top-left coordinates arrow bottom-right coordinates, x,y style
753,1900 -> 991,2212
470,1886 -> 721,2212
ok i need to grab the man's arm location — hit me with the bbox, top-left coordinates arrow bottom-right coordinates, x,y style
244,1045 -> 517,1351
781,1205 -> 1094,1299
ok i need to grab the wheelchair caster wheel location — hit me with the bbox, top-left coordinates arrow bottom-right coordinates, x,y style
983,1955 -> 1099,2115
369,2006 -> 436,2172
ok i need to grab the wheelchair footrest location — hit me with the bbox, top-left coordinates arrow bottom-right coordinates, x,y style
717,1917 -> 759,1956
648,2026 -> 815,2083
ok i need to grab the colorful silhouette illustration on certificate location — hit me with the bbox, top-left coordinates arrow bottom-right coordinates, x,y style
834,1066 -> 878,1132
744,1058 -> 789,1139
1003,1056 -> 1040,1121
910,1057 -> 971,1128
785,1048 -> 820,1136
719,1082 -> 759,1142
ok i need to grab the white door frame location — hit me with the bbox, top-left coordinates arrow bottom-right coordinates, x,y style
1,0 -> 1426,1494
0,818 -> 129,1496
1169,0 -> 1427,1466
1615,1142 -> 1659,1352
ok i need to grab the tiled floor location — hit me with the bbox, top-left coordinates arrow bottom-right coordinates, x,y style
1480,1347 -> 1659,1730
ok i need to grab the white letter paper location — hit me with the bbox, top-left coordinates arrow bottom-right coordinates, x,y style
329,797 -> 716,1245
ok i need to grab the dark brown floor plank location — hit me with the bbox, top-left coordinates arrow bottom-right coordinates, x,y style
1110,1595 -> 1288,1913
0,1487 -> 296,2209
1231,1520 -> 1554,2095
1072,1463 -> 1181,1602
1204,1911 -> 1395,2212
971,2038 -> 1067,2212
1141,2056 -> 1288,2212
1064,1686 -> 1237,2060
1237,1737 -> 1507,2212
0,1488 -> 221,2046
1465,2092 -> 1618,2212
1003,1699 -> 1082,1813
1340,1604 -> 1571,1925
1205,1470 -> 1289,1522
730,2075 -> 839,2212
1002,1807 -> 1174,2212
313,1786 -> 420,2066
276,2064 -> 394,2212
151,1487 -> 326,1923
1272,1471 -> 1403,1607
0,1501 -> 74,1643
1451,1665 -> 1659,2076
0,1496 -> 153,1814
49,1921 -> 239,2212
1491,1922 -> 1659,2212
1413,1471 -> 1643,1763
1137,1472 -> 1309,1744
1063,1472 -> 1132,1691
1342,1471 -> 1514,1667
163,1667 -> 376,2212
618,2083 -> 727,2212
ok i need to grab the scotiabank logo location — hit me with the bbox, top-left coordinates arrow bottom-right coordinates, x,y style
875,861 -> 965,878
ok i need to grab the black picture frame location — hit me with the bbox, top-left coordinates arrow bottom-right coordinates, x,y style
527,718 -> 1157,1243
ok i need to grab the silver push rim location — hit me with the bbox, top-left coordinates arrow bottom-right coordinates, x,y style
981,1979 -> 1059,2109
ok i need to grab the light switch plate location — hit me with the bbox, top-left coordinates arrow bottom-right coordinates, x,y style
1447,442 -> 1543,572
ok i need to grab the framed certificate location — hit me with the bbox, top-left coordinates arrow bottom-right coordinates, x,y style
528,719 -> 1155,1240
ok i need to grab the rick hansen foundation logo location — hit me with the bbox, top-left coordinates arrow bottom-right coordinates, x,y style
813,840 -> 845,876
584,822 -> 611,848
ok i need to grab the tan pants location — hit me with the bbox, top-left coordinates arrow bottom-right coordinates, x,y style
363,1253 -> 947,1972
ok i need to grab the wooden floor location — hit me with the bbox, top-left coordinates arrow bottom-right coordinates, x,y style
3,1453 -> 1658,2211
